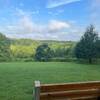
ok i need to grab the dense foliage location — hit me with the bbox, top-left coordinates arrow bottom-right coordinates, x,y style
96,39 -> 100,58
75,25 -> 99,63
35,44 -> 52,61
0,33 -> 11,61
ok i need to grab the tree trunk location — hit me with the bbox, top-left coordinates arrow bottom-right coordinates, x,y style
89,58 -> 92,64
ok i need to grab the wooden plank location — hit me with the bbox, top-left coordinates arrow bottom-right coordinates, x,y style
40,81 -> 100,93
40,89 -> 100,100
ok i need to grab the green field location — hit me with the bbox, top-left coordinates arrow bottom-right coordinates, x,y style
0,62 -> 100,100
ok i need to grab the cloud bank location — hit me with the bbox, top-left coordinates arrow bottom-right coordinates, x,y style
5,17 -> 70,34
1,9 -> 76,41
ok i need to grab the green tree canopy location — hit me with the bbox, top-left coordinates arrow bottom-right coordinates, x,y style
96,39 -> 100,58
35,43 -> 52,61
0,33 -> 11,61
75,25 -> 99,63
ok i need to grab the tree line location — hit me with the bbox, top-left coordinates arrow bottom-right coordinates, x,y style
0,25 -> 100,63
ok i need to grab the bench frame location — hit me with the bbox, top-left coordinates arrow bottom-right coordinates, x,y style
34,81 -> 100,100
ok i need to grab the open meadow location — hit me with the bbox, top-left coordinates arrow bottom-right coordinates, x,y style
0,62 -> 100,100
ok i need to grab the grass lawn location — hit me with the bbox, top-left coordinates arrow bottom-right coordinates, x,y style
0,62 -> 100,100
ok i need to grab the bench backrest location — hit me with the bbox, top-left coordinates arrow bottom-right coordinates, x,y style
34,81 -> 100,100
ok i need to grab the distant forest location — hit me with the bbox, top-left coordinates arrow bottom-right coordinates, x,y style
0,32 -> 76,62
10,39 -> 76,62
0,25 -> 100,63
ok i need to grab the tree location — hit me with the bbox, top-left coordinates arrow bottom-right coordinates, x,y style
96,39 -> 100,58
0,33 -> 11,61
75,25 -> 99,63
35,44 -> 52,61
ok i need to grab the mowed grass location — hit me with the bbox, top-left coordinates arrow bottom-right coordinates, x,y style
0,62 -> 100,100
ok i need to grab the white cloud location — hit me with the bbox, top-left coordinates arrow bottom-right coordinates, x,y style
15,8 -> 30,18
2,10 -> 71,34
47,0 -> 81,8
18,16 -> 34,33
48,9 -> 64,16
48,20 -> 70,33
15,8 -> 39,18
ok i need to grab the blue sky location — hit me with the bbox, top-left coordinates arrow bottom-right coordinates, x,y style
0,0 -> 100,41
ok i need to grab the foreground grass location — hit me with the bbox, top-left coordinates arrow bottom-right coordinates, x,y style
0,62 -> 100,100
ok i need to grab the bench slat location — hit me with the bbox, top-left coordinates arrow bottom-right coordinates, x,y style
41,81 -> 100,93
40,89 -> 100,100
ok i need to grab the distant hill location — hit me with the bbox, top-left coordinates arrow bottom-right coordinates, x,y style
10,38 -> 76,61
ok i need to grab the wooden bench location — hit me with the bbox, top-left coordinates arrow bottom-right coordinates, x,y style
34,81 -> 100,100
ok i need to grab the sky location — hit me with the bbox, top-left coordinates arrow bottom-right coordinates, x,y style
0,0 -> 100,41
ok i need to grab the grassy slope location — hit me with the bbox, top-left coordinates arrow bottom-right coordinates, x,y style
0,62 -> 100,100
